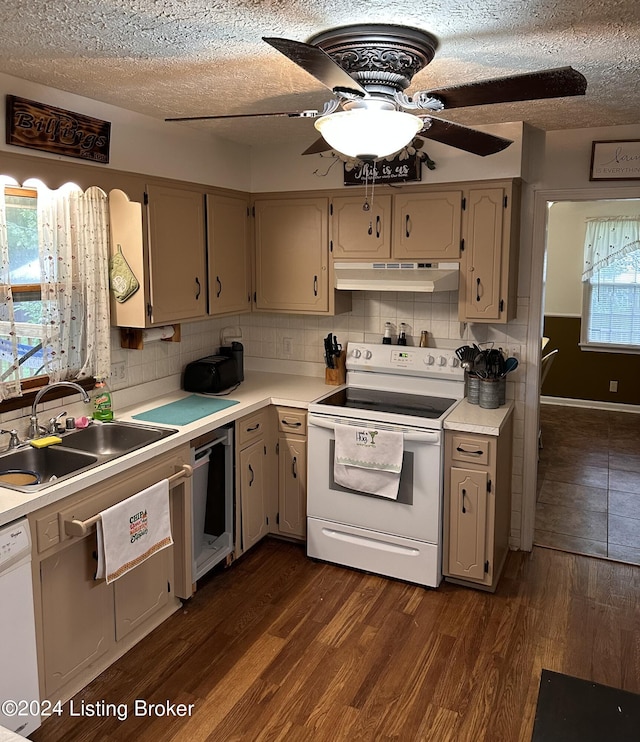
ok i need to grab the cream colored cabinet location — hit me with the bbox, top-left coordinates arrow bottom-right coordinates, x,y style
29,445 -> 192,703
206,192 -> 252,316
109,184 -> 207,327
458,181 -> 521,323
392,190 -> 463,260
146,183 -> 207,324
235,409 -> 271,555
275,407 -> 307,540
330,194 -> 392,259
253,197 -> 351,315
443,413 -> 513,592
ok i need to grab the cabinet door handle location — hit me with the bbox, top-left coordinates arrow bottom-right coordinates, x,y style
248,464 -> 254,486
376,215 -> 381,239
456,446 -> 484,456
195,276 -> 202,299
216,275 -> 222,298
405,214 -> 411,238
461,488 -> 467,514
246,423 -> 261,432
283,419 -> 302,427
292,456 -> 298,479
476,277 -> 481,302
313,275 -> 318,296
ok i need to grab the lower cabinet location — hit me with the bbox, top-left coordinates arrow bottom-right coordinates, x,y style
442,412 -> 513,592
235,409 -> 271,555
275,407 -> 307,540
29,445 -> 192,703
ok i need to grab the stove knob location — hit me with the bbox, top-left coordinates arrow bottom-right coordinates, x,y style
438,356 -> 447,366
363,349 -> 373,360
423,355 -> 435,366
449,357 -> 459,367
351,348 -> 362,359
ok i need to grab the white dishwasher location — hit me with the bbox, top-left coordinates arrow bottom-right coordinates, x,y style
0,518 -> 41,737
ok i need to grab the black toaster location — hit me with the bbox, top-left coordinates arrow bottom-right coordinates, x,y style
182,354 -> 241,394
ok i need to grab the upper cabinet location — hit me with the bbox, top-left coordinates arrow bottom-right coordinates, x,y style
330,194 -> 392,259
109,184 -> 207,328
458,181 -> 521,324
146,183 -> 207,324
254,196 -> 351,315
206,192 -> 251,316
392,190 -> 463,260
330,189 -> 463,261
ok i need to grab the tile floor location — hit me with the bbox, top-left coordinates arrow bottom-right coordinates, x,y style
535,403 -> 640,565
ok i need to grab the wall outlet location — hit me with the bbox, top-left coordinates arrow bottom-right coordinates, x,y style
111,361 -> 126,381
283,337 -> 293,357
609,380 -> 618,392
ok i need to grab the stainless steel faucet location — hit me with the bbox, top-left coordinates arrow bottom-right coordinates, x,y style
0,429 -> 22,450
29,381 -> 91,439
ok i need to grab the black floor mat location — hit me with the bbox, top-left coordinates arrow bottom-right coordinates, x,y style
532,669 -> 640,741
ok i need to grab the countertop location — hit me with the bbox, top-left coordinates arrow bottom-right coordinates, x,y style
444,399 -> 514,435
0,371 -> 330,527
0,372 -> 514,527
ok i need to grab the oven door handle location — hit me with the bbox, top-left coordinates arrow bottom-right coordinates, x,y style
308,415 -> 440,443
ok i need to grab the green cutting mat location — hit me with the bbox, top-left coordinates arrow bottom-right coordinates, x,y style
132,395 -> 239,426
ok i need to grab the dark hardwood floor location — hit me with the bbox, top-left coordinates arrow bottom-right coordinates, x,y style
32,539 -> 640,742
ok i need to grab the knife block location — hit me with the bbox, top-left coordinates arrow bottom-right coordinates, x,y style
325,351 -> 346,386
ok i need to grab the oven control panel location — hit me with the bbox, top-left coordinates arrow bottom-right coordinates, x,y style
347,343 -> 464,378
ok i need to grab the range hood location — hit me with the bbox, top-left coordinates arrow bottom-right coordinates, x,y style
334,262 -> 459,293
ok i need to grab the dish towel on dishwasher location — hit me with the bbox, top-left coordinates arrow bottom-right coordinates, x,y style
95,479 -> 173,584
333,423 -> 404,499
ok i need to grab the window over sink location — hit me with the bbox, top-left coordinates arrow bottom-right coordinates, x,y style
0,177 -> 111,403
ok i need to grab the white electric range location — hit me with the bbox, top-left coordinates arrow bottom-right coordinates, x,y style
307,342 -> 465,587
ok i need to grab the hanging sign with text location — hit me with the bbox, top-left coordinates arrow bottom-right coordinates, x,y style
6,95 -> 111,163
343,153 -> 421,186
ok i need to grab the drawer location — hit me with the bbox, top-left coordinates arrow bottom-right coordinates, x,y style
276,407 -> 307,435
450,433 -> 492,466
236,409 -> 268,447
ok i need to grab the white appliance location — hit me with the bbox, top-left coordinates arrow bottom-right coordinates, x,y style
0,518 -> 41,737
307,342 -> 464,588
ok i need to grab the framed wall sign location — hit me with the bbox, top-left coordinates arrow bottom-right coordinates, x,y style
6,95 -> 111,163
589,140 -> 640,181
344,153 -> 421,186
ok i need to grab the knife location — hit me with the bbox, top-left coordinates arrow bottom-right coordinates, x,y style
324,334 -> 334,368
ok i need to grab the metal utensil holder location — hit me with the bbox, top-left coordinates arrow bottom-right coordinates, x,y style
465,371 -> 481,405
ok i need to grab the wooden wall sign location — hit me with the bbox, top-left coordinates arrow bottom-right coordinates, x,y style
6,95 -> 111,163
344,153 -> 421,186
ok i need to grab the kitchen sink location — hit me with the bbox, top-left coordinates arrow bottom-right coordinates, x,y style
61,421 -> 176,456
0,447 -> 98,489
0,421 -> 178,493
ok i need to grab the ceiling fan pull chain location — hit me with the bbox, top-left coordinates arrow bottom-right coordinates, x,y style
362,166 -> 370,212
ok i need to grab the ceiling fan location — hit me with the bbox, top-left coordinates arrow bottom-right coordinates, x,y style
166,24 -> 587,160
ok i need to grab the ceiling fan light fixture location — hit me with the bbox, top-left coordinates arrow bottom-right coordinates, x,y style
314,109 -> 423,160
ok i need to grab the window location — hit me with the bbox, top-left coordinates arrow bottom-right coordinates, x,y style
2,187 -> 46,382
0,180 -> 112,402
581,217 -> 640,351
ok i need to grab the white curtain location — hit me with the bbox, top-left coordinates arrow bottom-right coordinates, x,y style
0,185 -> 22,400
582,217 -> 640,281
36,184 -> 111,383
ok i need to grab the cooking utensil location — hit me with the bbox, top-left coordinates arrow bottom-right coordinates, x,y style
0,469 -> 41,486
502,357 -> 519,376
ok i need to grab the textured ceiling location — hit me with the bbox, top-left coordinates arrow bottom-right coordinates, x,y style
0,0 -> 638,149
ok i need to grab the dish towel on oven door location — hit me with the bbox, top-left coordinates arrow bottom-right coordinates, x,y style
95,479 -> 173,584
333,423 -> 404,499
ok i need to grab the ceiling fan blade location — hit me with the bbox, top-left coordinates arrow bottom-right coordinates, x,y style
263,37 -> 367,97
301,137 -> 332,156
166,109 -> 321,122
418,118 -> 513,156
426,66 -> 587,110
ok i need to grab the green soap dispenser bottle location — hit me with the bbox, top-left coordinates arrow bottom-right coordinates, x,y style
92,378 -> 114,421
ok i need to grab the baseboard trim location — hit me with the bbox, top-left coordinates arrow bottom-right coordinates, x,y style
541,395 -> 640,414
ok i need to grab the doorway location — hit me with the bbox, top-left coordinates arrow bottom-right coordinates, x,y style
532,196 -> 640,566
